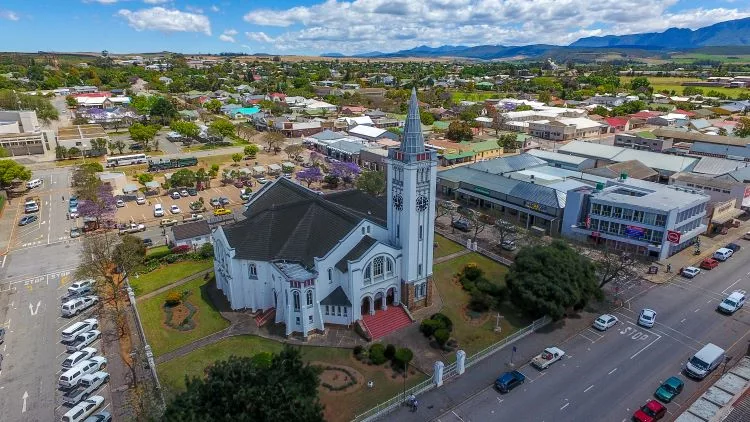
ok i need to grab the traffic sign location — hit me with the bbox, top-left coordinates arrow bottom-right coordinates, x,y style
666,230 -> 681,244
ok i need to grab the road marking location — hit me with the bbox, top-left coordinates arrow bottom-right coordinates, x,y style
451,411 -> 465,422
680,318 -> 686,323
497,397 -> 503,404
560,402 -> 569,410
1,255 -> 5,268
722,279 -> 743,294
706,300 -> 712,304
630,334 -> 661,359
609,368 -> 618,375
694,308 -> 700,313
29,301 -> 41,316
584,385 -> 594,393
22,391 -> 28,413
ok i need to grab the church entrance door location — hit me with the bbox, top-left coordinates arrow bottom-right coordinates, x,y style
386,287 -> 395,306
374,292 -> 384,311
361,297 -> 371,316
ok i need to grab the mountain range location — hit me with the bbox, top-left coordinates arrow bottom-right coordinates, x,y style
329,17 -> 750,60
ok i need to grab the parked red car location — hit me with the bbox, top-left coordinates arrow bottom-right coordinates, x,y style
700,258 -> 719,270
633,400 -> 666,422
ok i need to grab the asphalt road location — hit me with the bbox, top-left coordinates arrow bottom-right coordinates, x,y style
390,241 -> 750,422
0,168 -> 112,421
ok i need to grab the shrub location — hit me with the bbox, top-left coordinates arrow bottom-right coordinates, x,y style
430,313 -> 453,332
353,345 -> 364,356
147,249 -> 173,262
393,347 -> 414,370
462,263 -> 483,281
198,243 -> 214,258
369,343 -> 387,365
434,328 -> 450,347
468,290 -> 493,312
171,245 -> 192,254
419,319 -> 443,337
384,344 -> 396,360
165,291 -> 182,306
165,254 -> 179,263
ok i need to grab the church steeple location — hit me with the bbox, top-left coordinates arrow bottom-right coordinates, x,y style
401,88 -> 425,154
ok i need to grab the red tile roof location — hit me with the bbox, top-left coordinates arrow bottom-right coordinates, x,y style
605,117 -> 628,127
73,92 -> 111,98
630,111 -> 662,119
673,109 -> 697,117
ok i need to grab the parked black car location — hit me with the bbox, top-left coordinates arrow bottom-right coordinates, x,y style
142,238 -> 154,248
452,219 -> 471,232
725,243 -> 741,253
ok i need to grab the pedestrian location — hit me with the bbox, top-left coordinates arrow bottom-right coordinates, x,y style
62,195 -> 65,201
666,264 -> 671,273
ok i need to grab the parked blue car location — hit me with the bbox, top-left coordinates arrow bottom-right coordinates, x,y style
495,370 -> 526,393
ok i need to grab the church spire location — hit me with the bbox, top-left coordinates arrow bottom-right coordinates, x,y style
401,88 -> 425,154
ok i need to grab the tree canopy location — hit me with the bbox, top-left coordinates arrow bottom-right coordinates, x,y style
209,119 -> 235,138
356,170 -> 386,196
163,346 -> 324,422
446,121 -> 473,142
129,123 -> 159,148
170,120 -> 199,139
0,159 -> 32,188
506,240 -> 601,320
170,169 -> 196,188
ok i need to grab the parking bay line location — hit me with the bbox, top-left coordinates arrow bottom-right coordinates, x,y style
630,334 -> 661,359
584,385 -> 594,393
722,279 -> 743,294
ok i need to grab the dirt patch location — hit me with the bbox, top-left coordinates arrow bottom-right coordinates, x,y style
162,299 -> 199,331
168,304 -> 190,326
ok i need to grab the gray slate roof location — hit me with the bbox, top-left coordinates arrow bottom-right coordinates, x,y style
172,220 -> 211,241
223,178 -> 384,267
335,236 -> 377,272
321,286 -> 352,307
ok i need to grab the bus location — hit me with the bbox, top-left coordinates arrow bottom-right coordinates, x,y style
105,153 -> 149,167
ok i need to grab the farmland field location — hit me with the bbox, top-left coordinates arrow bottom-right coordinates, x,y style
670,53 -> 750,64
619,76 -> 750,98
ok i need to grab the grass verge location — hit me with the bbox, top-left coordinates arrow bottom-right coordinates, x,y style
434,234 -> 465,259
130,260 -> 213,296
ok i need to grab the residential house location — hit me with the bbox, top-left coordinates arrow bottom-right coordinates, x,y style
603,117 -> 631,133
170,221 -> 212,249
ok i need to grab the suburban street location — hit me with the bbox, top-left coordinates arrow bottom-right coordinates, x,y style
0,168 -> 112,421
391,239 -> 750,422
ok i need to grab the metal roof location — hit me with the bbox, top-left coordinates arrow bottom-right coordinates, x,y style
468,153 -> 548,174
559,141 -> 623,159
691,157 -> 749,176
526,149 -> 591,165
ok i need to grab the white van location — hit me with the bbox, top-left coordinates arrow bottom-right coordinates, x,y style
26,179 -> 43,189
59,365 -> 86,389
61,298 -> 86,317
685,343 -> 726,379
68,279 -> 95,296
154,203 -> 164,217
713,248 -> 733,262
61,319 -> 99,343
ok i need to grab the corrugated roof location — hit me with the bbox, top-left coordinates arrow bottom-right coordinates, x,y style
172,220 -> 211,241
558,141 -> 623,159
691,156 -> 748,175
690,142 -> 750,159
561,140 -> 698,173
509,182 -> 563,208
468,153 -> 548,174
321,286 -> 352,307
527,149 -> 590,165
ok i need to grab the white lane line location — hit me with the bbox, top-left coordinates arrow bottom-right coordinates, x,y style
680,318 -> 686,323
631,335 -> 661,359
694,308 -> 700,313
452,411 -> 465,422
706,300 -> 712,304
1,255 -> 5,268
560,403 -> 570,410
723,279 -> 743,294
584,385 -> 594,393
609,368 -> 618,375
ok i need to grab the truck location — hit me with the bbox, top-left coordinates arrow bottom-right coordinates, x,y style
118,223 -> 146,234
531,347 -> 565,370
24,196 -> 40,213
182,213 -> 204,222
61,371 -> 109,406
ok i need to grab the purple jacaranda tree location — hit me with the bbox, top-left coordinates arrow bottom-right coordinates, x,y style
78,183 -> 117,226
330,161 -> 362,187
295,167 -> 323,188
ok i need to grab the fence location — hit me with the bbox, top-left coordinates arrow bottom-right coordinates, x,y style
352,315 -> 551,422
435,226 -> 513,267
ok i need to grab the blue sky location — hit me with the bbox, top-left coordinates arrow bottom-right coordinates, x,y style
0,1 -> 748,55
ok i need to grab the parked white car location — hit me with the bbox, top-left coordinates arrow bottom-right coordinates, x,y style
593,314 -> 618,331
62,348 -> 98,369
75,356 -> 108,376
681,267 -> 701,279
170,204 -> 181,214
153,203 -> 164,217
135,196 -> 146,205
61,319 -> 99,343
68,279 -> 95,296
115,199 -> 125,208
66,330 -> 101,353
638,308 -> 657,328
61,395 -> 104,422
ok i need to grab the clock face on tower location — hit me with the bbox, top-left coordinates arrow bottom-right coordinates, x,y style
416,195 -> 429,212
393,194 -> 403,211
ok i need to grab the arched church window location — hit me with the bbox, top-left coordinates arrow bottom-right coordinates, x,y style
386,258 -> 394,276
248,263 -> 257,279
306,290 -> 313,306
373,256 -> 384,278
364,266 -> 371,284
293,291 -> 300,311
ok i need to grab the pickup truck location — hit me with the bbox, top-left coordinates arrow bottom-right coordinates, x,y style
118,223 -> 146,234
531,347 -> 565,370
182,213 -> 204,222
24,196 -> 40,213
62,371 -> 110,406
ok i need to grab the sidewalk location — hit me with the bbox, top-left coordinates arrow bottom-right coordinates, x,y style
0,194 -> 21,255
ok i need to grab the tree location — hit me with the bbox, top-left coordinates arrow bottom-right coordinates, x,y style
65,95 -> 78,108
204,99 -> 222,113
137,173 -> 154,185
170,169 -> 196,188
537,91 -> 551,104
506,240 -> 601,320
515,104 -> 533,111
150,96 -> 177,125
446,121 -> 473,142
718,127 -> 728,136
244,144 -> 259,158
55,145 -> 68,159
72,163 -> 104,200
296,167 -> 323,187
596,246 -> 636,288
420,111 -> 435,125
164,346 -> 324,422
736,117 -> 750,138
236,123 -> 257,141
0,159 -> 32,188
108,139 -> 126,155
330,161 -> 361,187
309,151 -> 324,167
130,95 -> 157,115
68,147 -> 82,157
263,131 -> 285,153
356,170 -> 386,196
91,138 -> 107,155
459,208 -> 491,242
283,143 -> 304,161
129,123 -> 159,150
591,105 -> 610,117
231,153 -> 243,164
78,183 -> 117,223
493,219 -> 517,246
209,119 -> 235,138
170,120 -> 199,139
496,133 -> 518,151
630,77 -> 651,92
0,146 -> 8,158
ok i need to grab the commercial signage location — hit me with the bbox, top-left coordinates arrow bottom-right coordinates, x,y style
474,187 -> 491,195
625,225 -> 646,239
525,201 -> 546,212
666,230 -> 681,244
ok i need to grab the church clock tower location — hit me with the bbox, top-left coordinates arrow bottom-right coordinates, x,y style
386,89 -> 437,310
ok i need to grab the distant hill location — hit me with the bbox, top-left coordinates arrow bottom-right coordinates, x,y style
571,17 -> 750,48
321,52 -> 345,57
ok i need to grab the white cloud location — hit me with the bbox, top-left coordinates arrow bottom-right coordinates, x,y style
85,0 -> 121,4
117,7 -> 211,35
240,0 -> 750,54
0,10 -> 19,21
219,29 -> 238,42
211,5 -> 220,12
143,0 -> 170,4
186,5 -> 204,14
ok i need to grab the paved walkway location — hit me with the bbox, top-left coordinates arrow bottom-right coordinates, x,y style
434,249 -> 471,264
136,268 -> 213,302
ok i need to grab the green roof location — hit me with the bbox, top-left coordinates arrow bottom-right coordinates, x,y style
637,131 -> 656,139
444,151 -> 475,160
460,139 -> 501,153
432,121 -> 450,130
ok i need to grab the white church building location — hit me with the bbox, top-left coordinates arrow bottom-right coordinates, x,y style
212,89 -> 437,338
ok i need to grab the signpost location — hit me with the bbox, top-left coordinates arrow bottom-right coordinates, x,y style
666,230 -> 681,244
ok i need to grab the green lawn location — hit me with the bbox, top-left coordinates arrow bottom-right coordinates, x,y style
146,245 -> 169,257
157,336 -> 427,422
434,234 -> 465,259
130,260 -> 213,296
432,252 -> 531,355
620,76 -> 750,98
137,275 -> 229,357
